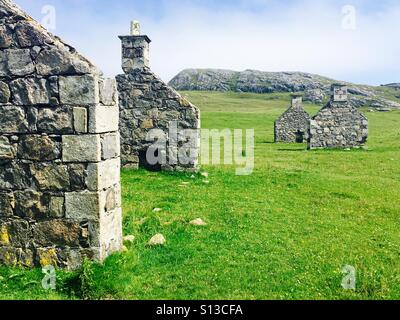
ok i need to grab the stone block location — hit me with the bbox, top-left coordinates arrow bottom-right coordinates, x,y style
101,132 -> 120,160
59,75 -> 99,105
0,247 -> 34,268
0,162 -> 31,190
37,107 -> 74,134
62,134 -> 101,163
30,163 -> 70,191
140,118 -> 154,129
35,247 -> 60,268
36,47 -> 92,76
0,192 -> 15,217
15,21 -> 54,47
36,247 -> 101,270
17,135 -> 60,161
73,107 -> 88,133
15,189 -> 46,219
10,77 -> 54,105
68,164 -> 87,191
104,187 -> 116,212
5,49 -> 35,76
0,136 -> 15,160
86,158 -> 120,191
99,207 -> 123,260
99,78 -> 117,106
32,220 -> 83,247
0,26 -> 12,49
48,196 -> 65,218
63,247 -> 101,270
0,106 -> 28,133
65,191 -> 101,220
86,221 -> 100,247
15,191 -> 65,219
0,51 -> 6,77
88,105 -> 119,133
0,81 -> 10,103
0,220 -> 31,247
114,183 -> 122,208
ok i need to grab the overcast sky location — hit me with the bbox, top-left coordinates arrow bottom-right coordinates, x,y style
14,0 -> 400,85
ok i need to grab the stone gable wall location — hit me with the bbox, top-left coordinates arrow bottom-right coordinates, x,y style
0,0 -> 122,269
117,68 -> 200,171
274,100 -> 311,143
116,34 -> 200,172
308,102 -> 369,149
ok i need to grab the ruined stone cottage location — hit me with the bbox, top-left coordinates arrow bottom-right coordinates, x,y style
308,84 -> 368,149
274,94 -> 310,143
0,0 -> 122,269
116,23 -> 200,171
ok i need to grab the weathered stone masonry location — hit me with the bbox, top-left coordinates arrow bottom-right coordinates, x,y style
0,0 -> 122,269
116,25 -> 200,171
274,94 -> 310,143
308,84 -> 368,149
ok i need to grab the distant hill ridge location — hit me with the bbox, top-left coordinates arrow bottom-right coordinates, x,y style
169,69 -> 400,110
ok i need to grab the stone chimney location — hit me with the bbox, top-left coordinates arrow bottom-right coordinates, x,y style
331,84 -> 348,103
119,21 -> 151,73
291,94 -> 303,108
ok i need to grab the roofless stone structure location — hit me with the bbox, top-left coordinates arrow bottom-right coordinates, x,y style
0,0 -> 122,269
274,94 -> 310,143
116,23 -> 200,171
308,84 -> 368,149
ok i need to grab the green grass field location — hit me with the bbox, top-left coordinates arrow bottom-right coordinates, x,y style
1,91 -> 399,300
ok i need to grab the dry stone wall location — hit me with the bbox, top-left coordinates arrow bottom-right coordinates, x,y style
274,95 -> 310,143
308,85 -> 369,149
0,0 -> 122,269
116,32 -> 200,171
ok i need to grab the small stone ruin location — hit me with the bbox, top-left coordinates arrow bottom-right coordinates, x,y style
274,94 -> 310,143
116,23 -> 200,171
0,0 -> 122,269
308,84 -> 368,149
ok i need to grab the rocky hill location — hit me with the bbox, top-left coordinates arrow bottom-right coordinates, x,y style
169,69 -> 400,110
382,83 -> 400,89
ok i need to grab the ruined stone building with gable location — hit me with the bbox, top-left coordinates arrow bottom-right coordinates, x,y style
274,94 -> 311,143
308,84 -> 368,149
116,23 -> 200,172
0,0 -> 122,269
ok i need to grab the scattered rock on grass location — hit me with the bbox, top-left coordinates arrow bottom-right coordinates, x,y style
190,218 -> 207,226
123,235 -> 135,243
148,234 -> 166,246
201,172 -> 209,178
153,208 -> 162,212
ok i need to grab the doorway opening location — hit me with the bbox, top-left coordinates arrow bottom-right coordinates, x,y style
295,131 -> 305,143
138,148 -> 162,172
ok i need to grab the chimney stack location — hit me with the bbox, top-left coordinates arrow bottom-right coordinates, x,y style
119,21 -> 151,73
291,94 -> 303,108
331,84 -> 348,103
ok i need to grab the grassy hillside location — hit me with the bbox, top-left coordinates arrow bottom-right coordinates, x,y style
1,91 -> 399,300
